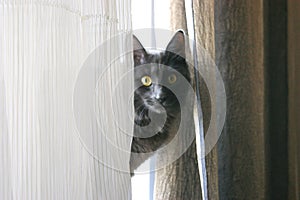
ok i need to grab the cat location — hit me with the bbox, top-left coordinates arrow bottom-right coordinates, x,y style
130,31 -> 191,174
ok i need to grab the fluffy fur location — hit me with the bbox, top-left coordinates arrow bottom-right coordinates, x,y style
130,31 -> 191,173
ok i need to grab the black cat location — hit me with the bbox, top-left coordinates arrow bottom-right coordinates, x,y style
130,31 -> 191,173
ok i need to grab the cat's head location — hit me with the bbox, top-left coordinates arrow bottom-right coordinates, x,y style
133,31 -> 191,120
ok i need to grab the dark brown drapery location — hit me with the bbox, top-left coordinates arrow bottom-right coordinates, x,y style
154,0 -> 300,199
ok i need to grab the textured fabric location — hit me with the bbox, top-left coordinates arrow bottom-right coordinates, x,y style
154,1 -> 203,199
169,0 -> 294,200
0,1 -> 133,199
191,1 -> 218,199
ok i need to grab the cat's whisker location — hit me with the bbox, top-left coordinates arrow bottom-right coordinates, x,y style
139,107 -> 147,117
135,104 -> 144,111
131,31 -> 190,173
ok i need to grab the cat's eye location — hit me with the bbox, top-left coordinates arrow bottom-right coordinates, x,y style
141,75 -> 152,86
168,74 -> 177,84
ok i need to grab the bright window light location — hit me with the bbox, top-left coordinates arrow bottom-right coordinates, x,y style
131,1 -> 170,200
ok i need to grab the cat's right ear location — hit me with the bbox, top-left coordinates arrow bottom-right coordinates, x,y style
133,35 -> 147,66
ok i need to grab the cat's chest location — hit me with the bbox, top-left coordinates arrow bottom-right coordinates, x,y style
132,112 -> 180,153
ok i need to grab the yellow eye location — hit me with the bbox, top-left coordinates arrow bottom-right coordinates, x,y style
141,75 -> 152,86
168,74 -> 177,84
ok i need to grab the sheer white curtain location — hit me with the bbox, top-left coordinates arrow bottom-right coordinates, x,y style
0,0 -> 133,199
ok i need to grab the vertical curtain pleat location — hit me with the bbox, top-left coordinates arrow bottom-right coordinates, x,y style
168,0 -> 296,199
0,1 -> 133,199
215,1 -> 267,198
288,0 -> 300,198
191,1 -> 218,199
154,1 -> 203,199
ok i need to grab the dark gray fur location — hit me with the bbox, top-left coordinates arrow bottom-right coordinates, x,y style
130,31 -> 191,174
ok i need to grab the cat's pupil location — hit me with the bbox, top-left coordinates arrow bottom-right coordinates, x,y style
131,31 -> 190,173
141,75 -> 152,87
168,74 -> 177,84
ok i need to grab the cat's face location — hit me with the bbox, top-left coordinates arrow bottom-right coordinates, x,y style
133,31 -> 191,126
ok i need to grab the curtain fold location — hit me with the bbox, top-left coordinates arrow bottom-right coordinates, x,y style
170,0 -> 295,199
288,0 -> 300,198
153,1 -> 202,200
169,0 -> 219,199
0,1 -> 133,199
191,1 -> 218,199
215,1 -> 267,199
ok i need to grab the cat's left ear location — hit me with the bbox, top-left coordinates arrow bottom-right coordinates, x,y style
166,30 -> 185,58
133,35 -> 147,66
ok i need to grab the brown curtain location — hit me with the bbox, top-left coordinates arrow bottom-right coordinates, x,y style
161,0 -> 300,199
288,0 -> 300,199
214,1 -> 267,199
154,1 -> 202,199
